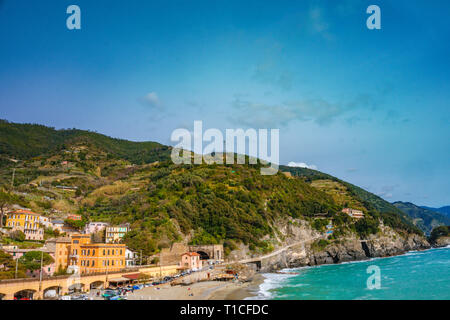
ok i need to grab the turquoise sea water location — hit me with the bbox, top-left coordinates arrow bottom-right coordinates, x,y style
254,246 -> 450,300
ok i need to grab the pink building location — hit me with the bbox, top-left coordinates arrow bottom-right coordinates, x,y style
3,246 -> 56,277
180,252 -> 203,271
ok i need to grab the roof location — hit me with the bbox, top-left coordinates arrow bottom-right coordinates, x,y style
182,252 -> 201,257
123,273 -> 142,280
55,237 -> 71,243
109,277 -> 130,283
9,209 -> 40,216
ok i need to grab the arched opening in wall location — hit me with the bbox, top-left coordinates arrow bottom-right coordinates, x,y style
43,286 -> 62,300
90,281 -> 104,290
68,283 -> 84,294
196,251 -> 210,260
14,289 -> 36,300
0,293 -> 5,300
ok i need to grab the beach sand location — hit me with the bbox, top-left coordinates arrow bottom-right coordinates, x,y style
126,274 -> 264,300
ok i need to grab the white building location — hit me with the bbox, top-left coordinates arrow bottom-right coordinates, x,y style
342,208 -> 365,219
125,249 -> 138,266
84,222 -> 109,234
39,216 -> 52,228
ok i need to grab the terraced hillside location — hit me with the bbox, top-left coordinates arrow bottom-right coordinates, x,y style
0,120 -> 422,258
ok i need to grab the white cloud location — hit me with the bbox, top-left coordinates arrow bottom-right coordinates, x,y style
141,92 -> 160,108
287,162 -> 318,170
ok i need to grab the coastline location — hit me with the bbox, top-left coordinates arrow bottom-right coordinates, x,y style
127,247 -> 448,301
206,273 -> 265,300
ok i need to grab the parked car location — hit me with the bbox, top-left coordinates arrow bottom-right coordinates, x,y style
109,295 -> 126,300
102,290 -> 118,299
71,294 -> 89,300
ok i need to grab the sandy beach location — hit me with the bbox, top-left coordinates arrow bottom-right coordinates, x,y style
126,273 -> 264,300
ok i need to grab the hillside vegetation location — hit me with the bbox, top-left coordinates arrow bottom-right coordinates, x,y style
0,120 -> 423,257
393,201 -> 450,235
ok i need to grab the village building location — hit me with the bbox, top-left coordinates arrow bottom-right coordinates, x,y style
180,252 -> 203,271
51,219 -> 78,235
39,216 -> 52,228
5,210 -> 44,241
342,208 -> 365,219
55,234 -> 126,275
66,214 -> 82,221
84,222 -> 109,234
125,249 -> 138,266
105,224 -> 129,244
3,241 -> 57,277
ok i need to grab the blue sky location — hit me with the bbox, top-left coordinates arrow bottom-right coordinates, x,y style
0,0 -> 449,206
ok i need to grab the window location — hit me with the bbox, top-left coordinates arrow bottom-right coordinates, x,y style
103,249 -> 105,255
92,260 -> 95,267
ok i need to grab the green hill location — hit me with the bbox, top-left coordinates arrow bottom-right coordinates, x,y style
0,119 -> 171,164
393,201 -> 450,235
421,205 -> 450,218
0,120 -> 423,256
280,165 -> 420,234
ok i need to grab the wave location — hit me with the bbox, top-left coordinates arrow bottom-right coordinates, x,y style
250,272 -> 297,300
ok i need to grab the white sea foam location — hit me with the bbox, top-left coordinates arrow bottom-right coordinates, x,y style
249,272 -> 296,300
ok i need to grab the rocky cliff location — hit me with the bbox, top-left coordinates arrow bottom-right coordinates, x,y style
229,218 -> 430,272
432,236 -> 450,248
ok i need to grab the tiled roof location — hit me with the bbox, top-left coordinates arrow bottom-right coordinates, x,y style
182,252 -> 201,257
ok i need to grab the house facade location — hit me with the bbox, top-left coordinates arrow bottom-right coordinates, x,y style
105,224 -> 129,243
5,210 -> 44,241
84,222 -> 109,234
125,249 -> 138,266
55,234 -> 126,275
180,252 -> 203,271
342,208 -> 365,219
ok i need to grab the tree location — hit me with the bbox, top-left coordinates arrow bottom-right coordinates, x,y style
18,251 -> 54,273
9,230 -> 26,242
64,218 -> 87,230
0,190 -> 14,228
0,250 -> 27,279
429,226 -> 450,243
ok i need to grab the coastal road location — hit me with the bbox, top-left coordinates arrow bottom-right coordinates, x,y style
234,235 -> 324,264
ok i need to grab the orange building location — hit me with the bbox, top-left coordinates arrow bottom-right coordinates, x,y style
55,234 -> 126,275
67,214 -> 82,221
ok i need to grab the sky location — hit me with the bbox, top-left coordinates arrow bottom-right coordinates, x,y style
0,0 -> 449,206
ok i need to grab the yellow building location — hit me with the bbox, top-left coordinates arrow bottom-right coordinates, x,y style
55,234 -> 126,275
5,209 -> 44,241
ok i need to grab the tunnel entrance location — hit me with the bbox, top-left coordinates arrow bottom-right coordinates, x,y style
361,241 -> 371,258
196,251 -> 210,260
